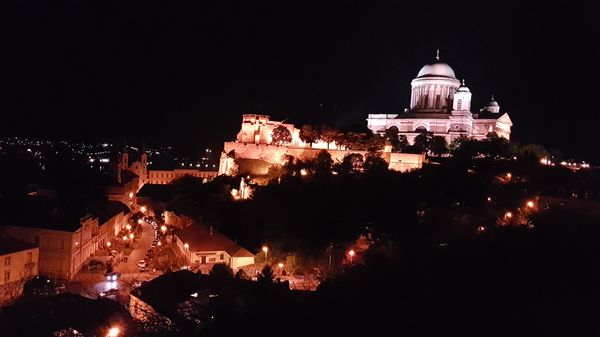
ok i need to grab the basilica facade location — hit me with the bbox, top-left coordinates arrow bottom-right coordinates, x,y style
366,53 -> 513,144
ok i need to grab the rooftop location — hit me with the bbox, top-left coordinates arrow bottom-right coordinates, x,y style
0,236 -> 37,255
177,224 -> 255,257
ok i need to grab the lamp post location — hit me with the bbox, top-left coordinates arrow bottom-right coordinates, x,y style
278,262 -> 284,276
106,326 -> 121,337
347,249 -> 355,263
262,246 -> 269,263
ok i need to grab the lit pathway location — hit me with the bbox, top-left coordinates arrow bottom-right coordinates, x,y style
116,220 -> 154,274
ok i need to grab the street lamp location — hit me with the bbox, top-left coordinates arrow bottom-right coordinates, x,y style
347,249 -> 355,262
106,241 -> 111,248
262,246 -> 269,263
505,211 -> 513,219
137,219 -> 143,225
278,262 -> 284,276
129,233 -> 134,239
161,225 -> 167,233
122,235 -> 128,241
106,326 -> 121,337
526,200 -> 535,209
141,206 -> 147,213
126,224 -> 131,231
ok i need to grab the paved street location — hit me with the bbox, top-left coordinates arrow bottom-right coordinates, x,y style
115,219 -> 154,274
67,219 -> 160,303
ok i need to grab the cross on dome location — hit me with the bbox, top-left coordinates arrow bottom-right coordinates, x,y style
435,49 -> 440,61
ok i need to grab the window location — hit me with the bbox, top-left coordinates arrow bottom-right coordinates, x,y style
457,99 -> 462,111
4,256 -> 10,266
220,253 -> 224,260
4,272 -> 9,282
27,252 -> 32,263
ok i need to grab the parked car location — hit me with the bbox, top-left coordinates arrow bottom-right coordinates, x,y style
105,271 -> 121,281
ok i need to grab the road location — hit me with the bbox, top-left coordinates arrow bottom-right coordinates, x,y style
116,219 -> 154,274
67,219 -> 159,303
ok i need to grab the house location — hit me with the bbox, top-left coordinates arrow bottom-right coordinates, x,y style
175,224 -> 255,270
0,237 -> 39,305
0,196 -> 130,280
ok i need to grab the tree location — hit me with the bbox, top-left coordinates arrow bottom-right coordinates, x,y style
209,263 -> 233,282
397,135 -> 410,152
257,264 -> 275,285
320,126 -> 342,150
365,134 -> 386,153
299,125 -> 319,148
313,150 -> 333,177
345,132 -> 368,150
337,153 -> 364,175
22,275 -> 56,300
430,136 -> 448,157
385,127 -> 400,149
413,131 -> 434,154
363,153 -> 388,175
271,125 -> 292,145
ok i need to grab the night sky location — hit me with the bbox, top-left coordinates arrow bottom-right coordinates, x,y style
1,1 -> 599,160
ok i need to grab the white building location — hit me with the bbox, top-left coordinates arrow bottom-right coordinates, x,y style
367,51 -> 513,144
0,237 -> 39,305
175,224 -> 255,271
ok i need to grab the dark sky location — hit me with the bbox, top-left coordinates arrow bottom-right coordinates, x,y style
1,1 -> 599,160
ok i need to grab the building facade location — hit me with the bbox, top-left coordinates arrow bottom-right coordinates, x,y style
219,115 -> 425,176
117,152 -> 218,190
0,237 -> 39,305
1,200 -> 130,280
175,224 -> 255,271
366,53 -> 513,144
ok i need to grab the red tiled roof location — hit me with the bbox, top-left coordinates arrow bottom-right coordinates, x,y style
176,224 -> 254,257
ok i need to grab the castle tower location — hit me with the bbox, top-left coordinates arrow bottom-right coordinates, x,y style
452,79 -> 472,111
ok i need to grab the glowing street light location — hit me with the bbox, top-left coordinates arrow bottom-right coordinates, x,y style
141,206 -> 147,213
122,235 -> 128,241
526,200 -> 535,209
106,241 -> 111,247
157,241 -> 162,246
137,219 -> 143,225
184,243 -> 189,249
262,246 -> 269,262
128,192 -> 134,199
486,197 -> 492,202
347,249 -> 355,262
126,224 -> 131,231
278,262 -> 284,276
506,173 -> 512,179
129,233 -> 134,239
505,211 -> 513,219
106,326 -> 121,337
161,225 -> 167,233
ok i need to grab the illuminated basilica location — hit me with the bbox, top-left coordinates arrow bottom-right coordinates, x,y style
367,51 -> 513,144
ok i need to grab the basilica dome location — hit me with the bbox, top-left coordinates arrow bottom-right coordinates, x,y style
416,62 -> 457,79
